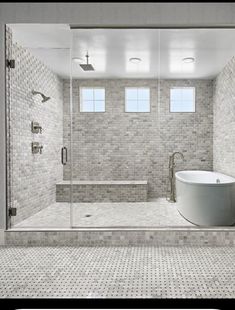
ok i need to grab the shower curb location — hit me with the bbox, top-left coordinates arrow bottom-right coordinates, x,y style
4,229 -> 235,246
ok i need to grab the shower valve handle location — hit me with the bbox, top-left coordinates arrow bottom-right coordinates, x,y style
31,121 -> 42,134
32,142 -> 43,154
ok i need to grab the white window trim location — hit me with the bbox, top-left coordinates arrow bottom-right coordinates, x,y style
125,87 -> 150,113
170,86 -> 196,113
80,87 -> 105,113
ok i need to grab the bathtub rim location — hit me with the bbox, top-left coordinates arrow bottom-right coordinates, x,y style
175,170 -> 235,186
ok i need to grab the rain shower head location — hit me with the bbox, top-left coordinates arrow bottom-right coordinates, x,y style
32,90 -> 51,103
80,63 -> 94,71
79,53 -> 95,71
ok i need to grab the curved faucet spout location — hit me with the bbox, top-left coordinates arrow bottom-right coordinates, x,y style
172,151 -> 184,160
169,151 -> 184,168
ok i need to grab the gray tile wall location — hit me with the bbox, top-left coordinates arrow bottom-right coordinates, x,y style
213,56 -> 235,178
8,39 -> 64,225
63,79 -> 213,198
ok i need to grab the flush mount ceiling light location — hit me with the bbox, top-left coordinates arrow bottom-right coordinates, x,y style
182,57 -> 195,63
129,57 -> 142,64
72,57 -> 83,63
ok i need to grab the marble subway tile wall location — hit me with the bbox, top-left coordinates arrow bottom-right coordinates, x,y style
8,38 -> 64,225
213,56 -> 235,178
63,79 -> 213,198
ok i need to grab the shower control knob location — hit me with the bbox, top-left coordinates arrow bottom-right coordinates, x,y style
31,121 -> 42,134
32,142 -> 43,154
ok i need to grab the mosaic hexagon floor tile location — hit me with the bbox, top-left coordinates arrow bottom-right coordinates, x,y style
0,246 -> 235,298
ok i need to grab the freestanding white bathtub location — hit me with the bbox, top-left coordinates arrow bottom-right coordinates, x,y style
175,170 -> 235,226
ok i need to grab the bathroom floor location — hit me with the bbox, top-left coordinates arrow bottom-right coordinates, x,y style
13,198 -> 193,228
0,245 -> 234,298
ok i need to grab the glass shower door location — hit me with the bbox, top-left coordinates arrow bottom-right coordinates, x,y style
6,24 -> 73,229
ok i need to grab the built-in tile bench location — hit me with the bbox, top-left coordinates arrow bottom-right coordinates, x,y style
56,180 -> 148,202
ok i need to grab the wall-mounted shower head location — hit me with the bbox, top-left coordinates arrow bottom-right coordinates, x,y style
32,90 -> 51,103
79,53 -> 95,71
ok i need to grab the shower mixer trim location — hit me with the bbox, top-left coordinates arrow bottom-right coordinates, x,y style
31,121 -> 42,134
32,142 -> 43,154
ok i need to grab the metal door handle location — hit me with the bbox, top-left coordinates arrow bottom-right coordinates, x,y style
61,147 -> 67,165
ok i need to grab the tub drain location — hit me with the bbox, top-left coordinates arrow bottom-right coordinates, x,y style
85,214 -> 91,217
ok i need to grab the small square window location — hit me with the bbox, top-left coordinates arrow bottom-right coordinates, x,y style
80,87 -> 105,112
125,88 -> 150,112
170,87 -> 195,112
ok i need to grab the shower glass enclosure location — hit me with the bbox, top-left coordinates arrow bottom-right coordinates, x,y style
6,25 -> 162,229
6,25 -> 235,229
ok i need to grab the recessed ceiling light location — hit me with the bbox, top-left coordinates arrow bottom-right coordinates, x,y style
182,57 -> 195,63
129,57 -> 142,64
72,57 -> 83,63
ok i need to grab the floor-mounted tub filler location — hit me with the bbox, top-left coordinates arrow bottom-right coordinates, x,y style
176,170 -> 235,226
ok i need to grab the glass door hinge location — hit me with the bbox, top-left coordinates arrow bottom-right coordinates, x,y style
9,208 -> 17,216
6,59 -> 15,68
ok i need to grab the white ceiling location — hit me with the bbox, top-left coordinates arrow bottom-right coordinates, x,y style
9,24 -> 235,79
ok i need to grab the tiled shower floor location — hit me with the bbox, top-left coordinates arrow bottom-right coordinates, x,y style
0,246 -> 234,298
14,198 -> 193,228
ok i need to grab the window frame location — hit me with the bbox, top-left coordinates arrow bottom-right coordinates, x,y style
80,87 -> 106,113
169,86 -> 196,113
125,87 -> 151,113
